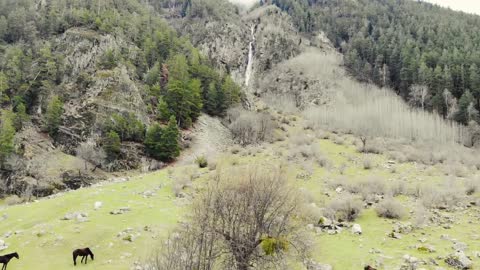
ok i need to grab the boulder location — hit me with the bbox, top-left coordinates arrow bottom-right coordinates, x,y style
304,259 -> 332,270
94,201 -> 103,210
453,242 -> 468,252
110,207 -> 131,215
416,244 -> 436,253
389,231 -> 402,239
352,224 -> 362,235
62,212 -> 88,221
0,240 -> 8,251
445,251 -> 472,269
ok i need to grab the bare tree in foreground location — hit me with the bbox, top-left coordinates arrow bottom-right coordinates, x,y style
149,165 -> 306,270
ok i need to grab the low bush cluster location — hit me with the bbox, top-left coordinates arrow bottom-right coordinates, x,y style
228,108 -> 277,146
324,194 -> 363,222
375,198 -> 407,219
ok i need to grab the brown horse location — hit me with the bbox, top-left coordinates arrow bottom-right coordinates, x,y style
73,248 -> 94,266
364,266 -> 377,270
0,252 -> 19,270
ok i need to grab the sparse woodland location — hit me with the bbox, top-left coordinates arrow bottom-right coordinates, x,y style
270,0 -> 480,133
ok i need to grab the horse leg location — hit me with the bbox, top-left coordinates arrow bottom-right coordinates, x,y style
73,254 -> 77,266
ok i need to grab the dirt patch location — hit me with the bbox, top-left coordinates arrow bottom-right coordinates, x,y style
177,114 -> 233,165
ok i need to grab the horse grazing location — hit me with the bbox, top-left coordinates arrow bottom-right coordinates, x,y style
73,248 -> 94,266
364,266 -> 377,270
0,252 -> 19,270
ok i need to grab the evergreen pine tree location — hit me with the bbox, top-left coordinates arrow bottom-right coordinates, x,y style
144,123 -> 163,159
469,64 -> 480,107
160,116 -> 180,161
0,112 -> 15,165
157,98 -> 171,122
455,90 -> 476,124
144,116 -> 180,161
0,71 -> 8,104
14,102 -> 28,131
45,95 -> 64,137
103,131 -> 121,160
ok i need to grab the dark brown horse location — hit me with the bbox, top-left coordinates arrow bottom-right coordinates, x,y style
73,248 -> 94,266
0,252 -> 19,270
364,266 -> 377,270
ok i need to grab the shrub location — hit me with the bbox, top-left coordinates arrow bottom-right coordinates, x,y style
389,181 -> 407,197
5,195 -> 23,205
173,176 -> 192,197
208,159 -> 218,171
361,138 -> 385,154
375,198 -> 407,219
363,157 -> 373,170
465,177 -> 480,195
229,110 -> 276,146
325,194 -> 363,222
340,176 -> 387,201
338,163 -> 348,175
302,202 -> 323,224
420,180 -> 465,209
103,131 -> 121,160
413,204 -> 429,228
291,133 -> 314,146
332,135 -> 345,145
105,112 -> 145,142
287,143 -> 329,168
195,156 -> 208,168
231,145 -> 241,154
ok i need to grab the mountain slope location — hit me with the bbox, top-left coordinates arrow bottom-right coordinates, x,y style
271,0 -> 480,129
0,0 -> 241,197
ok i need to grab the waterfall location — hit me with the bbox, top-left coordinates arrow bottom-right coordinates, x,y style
245,24 -> 256,87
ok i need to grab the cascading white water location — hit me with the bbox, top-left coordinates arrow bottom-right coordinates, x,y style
245,24 -> 256,87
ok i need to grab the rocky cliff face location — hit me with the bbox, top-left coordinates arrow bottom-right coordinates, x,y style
168,5 -> 302,94
4,27 -> 152,196
54,28 -> 149,150
166,3 -> 336,110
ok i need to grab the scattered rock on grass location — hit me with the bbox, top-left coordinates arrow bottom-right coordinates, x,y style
445,250 -> 472,269
94,201 -> 103,210
389,232 -> 402,239
416,244 -> 436,253
304,259 -> 332,270
352,224 -> 362,235
110,207 -> 131,215
453,241 -> 468,252
61,212 -> 88,222
0,240 -> 8,251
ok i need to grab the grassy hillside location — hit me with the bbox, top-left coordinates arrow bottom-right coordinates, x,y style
0,170 -> 186,269
1,110 -> 479,269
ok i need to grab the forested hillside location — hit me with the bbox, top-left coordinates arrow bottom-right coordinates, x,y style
0,0 -> 241,196
271,0 -> 480,127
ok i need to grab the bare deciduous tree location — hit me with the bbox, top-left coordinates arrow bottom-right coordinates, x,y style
75,139 -> 106,171
228,110 -> 276,146
149,165 -> 306,270
409,84 -> 429,110
443,89 -> 458,120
